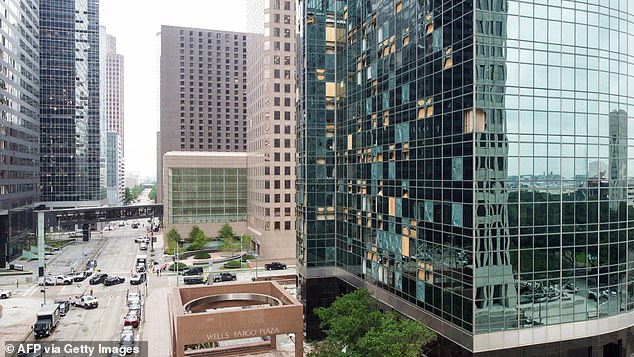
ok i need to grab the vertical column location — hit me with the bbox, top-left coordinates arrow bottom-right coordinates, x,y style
38,212 -> 45,277
294,331 -> 303,357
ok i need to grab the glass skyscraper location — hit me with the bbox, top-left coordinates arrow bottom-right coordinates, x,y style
297,0 -> 634,355
39,0 -> 105,207
0,0 -> 39,266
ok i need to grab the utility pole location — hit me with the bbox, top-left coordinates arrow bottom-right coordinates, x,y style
176,243 -> 179,287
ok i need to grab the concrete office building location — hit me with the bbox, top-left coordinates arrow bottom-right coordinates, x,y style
40,0 -> 105,208
105,32 -> 125,205
106,132 -> 124,206
162,151 -> 247,237
157,26 -> 250,204
0,0 -> 40,266
297,0 -> 634,356
246,0 -> 297,259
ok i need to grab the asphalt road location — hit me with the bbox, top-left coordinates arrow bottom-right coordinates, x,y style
25,223 -> 149,346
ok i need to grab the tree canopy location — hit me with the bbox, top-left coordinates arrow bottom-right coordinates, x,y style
310,289 -> 436,357
188,226 -> 208,251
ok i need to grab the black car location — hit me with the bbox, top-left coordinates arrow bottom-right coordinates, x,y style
89,273 -> 108,285
212,272 -> 236,282
183,275 -> 207,285
129,273 -> 146,285
180,267 -> 203,276
55,300 -> 71,316
104,276 -> 125,286
264,261 -> 287,270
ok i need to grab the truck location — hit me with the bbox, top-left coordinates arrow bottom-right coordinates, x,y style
212,272 -> 236,282
72,295 -> 99,309
33,304 -> 61,338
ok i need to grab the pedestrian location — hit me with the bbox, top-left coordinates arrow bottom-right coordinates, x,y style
89,288 -> 93,296
16,279 -> 19,288
156,269 -> 159,277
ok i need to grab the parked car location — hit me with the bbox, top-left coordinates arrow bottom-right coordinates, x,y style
0,289 -> 12,299
135,264 -> 146,273
128,301 -> 142,317
86,259 -> 97,270
38,277 -> 55,286
212,272 -> 236,282
134,236 -> 147,243
139,243 -> 148,251
89,273 -> 108,285
264,261 -> 287,270
180,267 -> 203,276
119,329 -> 135,350
183,275 -> 207,285
55,300 -> 71,316
104,276 -> 125,286
72,271 -> 90,282
130,273 -> 146,285
123,311 -> 140,328
54,275 -> 73,285
131,222 -> 139,229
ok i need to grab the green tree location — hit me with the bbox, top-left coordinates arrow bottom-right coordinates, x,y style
165,228 -> 181,255
188,225 -> 204,242
189,229 -> 208,251
148,184 -> 157,202
218,223 -> 235,240
310,289 -> 436,357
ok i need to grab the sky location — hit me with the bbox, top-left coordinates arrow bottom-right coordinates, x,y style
100,0 -> 248,180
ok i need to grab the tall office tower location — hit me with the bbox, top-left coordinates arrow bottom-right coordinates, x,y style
105,32 -> 125,205
246,0 -> 297,259
297,1 -> 634,355
106,132 -> 124,206
0,0 -> 40,267
157,26 -> 249,203
40,0 -> 105,208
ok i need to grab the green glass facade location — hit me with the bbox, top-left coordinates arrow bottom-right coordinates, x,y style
298,0 -> 634,354
167,168 -> 247,224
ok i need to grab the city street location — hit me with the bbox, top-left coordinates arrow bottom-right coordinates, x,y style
0,217 -> 300,356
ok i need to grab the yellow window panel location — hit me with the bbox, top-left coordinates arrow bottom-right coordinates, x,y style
383,46 -> 389,56
426,105 -> 434,117
390,43 -> 396,53
403,35 -> 409,46
389,197 -> 395,216
347,134 -> 353,150
444,57 -> 453,69
396,1 -> 403,13
402,236 -> 409,256
390,35 -> 395,43
426,23 -> 434,35
325,82 -> 336,97
326,27 -> 336,42
418,108 -> 425,119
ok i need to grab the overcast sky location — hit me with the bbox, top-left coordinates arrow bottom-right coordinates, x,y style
100,0 -> 248,180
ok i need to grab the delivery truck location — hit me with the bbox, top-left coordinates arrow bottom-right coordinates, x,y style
33,303 -> 61,338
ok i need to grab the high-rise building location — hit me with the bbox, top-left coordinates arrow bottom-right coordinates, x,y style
0,0 -> 40,267
105,32 -> 125,205
39,0 -> 105,208
246,0 -> 297,259
297,1 -> 634,355
157,26 -> 249,203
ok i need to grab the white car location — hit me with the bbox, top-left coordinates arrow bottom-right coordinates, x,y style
54,275 -> 74,285
139,243 -> 148,251
38,277 -> 55,286
0,290 -> 12,299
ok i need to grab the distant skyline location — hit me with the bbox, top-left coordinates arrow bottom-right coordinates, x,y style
100,0 -> 248,179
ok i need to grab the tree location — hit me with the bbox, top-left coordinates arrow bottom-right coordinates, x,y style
189,230 -> 208,251
218,223 -> 235,240
239,234 -> 252,252
310,289 -> 436,357
218,223 -> 238,252
148,184 -> 157,202
165,228 -> 181,255
188,225 -> 204,242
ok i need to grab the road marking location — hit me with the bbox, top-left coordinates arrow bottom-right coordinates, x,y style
23,284 -> 38,297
